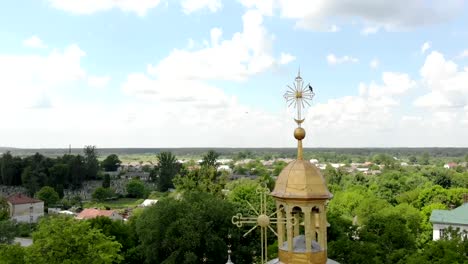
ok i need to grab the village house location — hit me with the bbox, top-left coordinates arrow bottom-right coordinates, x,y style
76,208 -> 123,221
444,162 -> 458,169
430,202 -> 468,240
6,193 -> 44,223
218,164 -> 232,173
140,199 -> 158,207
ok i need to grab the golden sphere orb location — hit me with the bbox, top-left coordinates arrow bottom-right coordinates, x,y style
294,127 -> 306,140
257,214 -> 270,227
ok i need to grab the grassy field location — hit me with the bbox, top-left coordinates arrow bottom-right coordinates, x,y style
83,198 -> 144,210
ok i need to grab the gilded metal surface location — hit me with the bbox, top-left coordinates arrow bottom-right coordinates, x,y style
269,72 -> 332,264
232,186 -> 287,264
284,70 -> 315,160
283,71 -> 315,127
271,160 -> 332,200
294,127 -> 306,140
278,249 -> 327,264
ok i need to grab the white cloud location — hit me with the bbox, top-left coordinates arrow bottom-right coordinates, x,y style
329,25 -> 340,32
279,53 -> 295,65
361,26 -> 379,35
303,72 -> 422,147
421,41 -> 431,54
47,0 -> 161,16
187,38 -> 195,49
181,0 -> 222,14
239,0 -> 276,16
0,44 -> 86,109
87,76 -> 110,89
459,49 -> 468,58
253,0 -> 462,32
23,36 -> 47,49
118,69 -> 287,147
327,54 -> 358,65
414,51 -> 468,109
147,10 -> 288,81
369,58 -> 379,69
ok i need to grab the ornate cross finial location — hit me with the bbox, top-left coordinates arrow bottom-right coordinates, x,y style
232,186 -> 288,264
283,70 -> 315,160
283,69 -> 315,126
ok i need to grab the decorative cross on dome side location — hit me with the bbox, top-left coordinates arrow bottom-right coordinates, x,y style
231,186 -> 289,264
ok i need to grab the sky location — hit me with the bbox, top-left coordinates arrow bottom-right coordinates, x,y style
1,0 -> 468,148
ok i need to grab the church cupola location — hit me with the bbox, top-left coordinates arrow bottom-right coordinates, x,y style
271,71 -> 333,264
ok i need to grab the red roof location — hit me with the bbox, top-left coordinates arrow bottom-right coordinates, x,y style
76,208 -> 117,219
7,193 -> 42,205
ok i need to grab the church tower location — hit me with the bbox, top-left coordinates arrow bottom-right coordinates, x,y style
270,72 -> 333,264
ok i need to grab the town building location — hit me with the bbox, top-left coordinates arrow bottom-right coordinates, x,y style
140,199 -> 158,207
444,162 -> 458,169
430,202 -> 468,240
76,208 -> 123,221
6,193 -> 44,223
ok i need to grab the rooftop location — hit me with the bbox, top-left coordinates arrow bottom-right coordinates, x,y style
430,203 -> 468,225
7,193 -> 42,205
76,208 -> 117,220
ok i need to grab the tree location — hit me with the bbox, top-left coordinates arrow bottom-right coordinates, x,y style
87,216 -> 141,262
35,186 -> 60,209
151,152 -> 180,192
21,166 -> 41,196
136,192 -> 250,264
126,179 -> 146,198
66,155 -> 86,189
102,154 -> 121,172
324,165 -> 343,186
26,216 -> 122,264
0,244 -> 25,264
102,174 -> 111,188
200,150 -> 220,168
433,173 -> 452,189
272,161 -> 287,176
48,163 -> 68,197
419,153 -> 430,165
92,187 -> 115,201
84,145 -> 99,180
0,197 -> 9,221
405,228 -> 468,264
0,220 -> 16,244
226,178 -> 276,216
0,152 -> 23,186
173,166 -> 226,196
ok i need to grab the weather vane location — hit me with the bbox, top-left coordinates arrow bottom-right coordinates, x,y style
232,186 -> 288,264
283,69 -> 315,126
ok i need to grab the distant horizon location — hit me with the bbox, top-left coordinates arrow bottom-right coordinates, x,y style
2,146 -> 468,150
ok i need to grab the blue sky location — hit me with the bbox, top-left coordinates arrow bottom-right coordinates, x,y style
1,0 -> 468,148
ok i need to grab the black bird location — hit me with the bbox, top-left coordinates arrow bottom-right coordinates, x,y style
308,84 -> 314,92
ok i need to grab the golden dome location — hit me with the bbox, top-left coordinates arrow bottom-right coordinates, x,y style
271,159 -> 332,200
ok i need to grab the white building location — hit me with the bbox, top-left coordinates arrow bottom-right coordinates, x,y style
218,165 -> 232,173
6,193 -> 44,223
140,199 -> 158,207
430,203 -> 468,240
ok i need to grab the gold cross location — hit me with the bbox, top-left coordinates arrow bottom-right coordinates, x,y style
231,186 -> 287,264
283,70 -> 315,126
